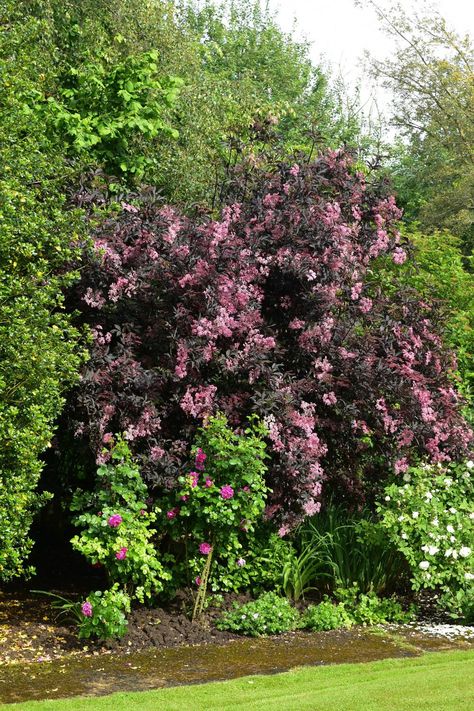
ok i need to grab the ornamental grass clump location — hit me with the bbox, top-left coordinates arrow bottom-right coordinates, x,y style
71,150 -> 471,530
70,436 -> 170,602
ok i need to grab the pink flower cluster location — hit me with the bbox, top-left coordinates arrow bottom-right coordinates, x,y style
75,150 -> 472,528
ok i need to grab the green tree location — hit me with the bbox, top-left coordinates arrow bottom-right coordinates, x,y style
364,0 -> 474,250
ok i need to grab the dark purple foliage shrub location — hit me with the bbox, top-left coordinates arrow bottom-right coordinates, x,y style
72,150 -> 472,530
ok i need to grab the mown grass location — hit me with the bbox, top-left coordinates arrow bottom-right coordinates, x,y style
9,650 -> 474,711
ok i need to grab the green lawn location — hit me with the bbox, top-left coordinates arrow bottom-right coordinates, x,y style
9,650 -> 474,711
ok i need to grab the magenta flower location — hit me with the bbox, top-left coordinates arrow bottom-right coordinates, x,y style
166,508 -> 179,519
199,542 -> 212,555
242,486 -> 250,492
180,494 -> 189,502
189,471 -> 199,487
140,509 -> 146,515
195,576 -> 202,586
115,547 -> 128,560
195,447 -> 207,471
220,485 -> 234,500
204,478 -> 213,488
102,432 -> 113,444
236,558 -> 246,567
108,514 -> 123,528
81,601 -> 93,617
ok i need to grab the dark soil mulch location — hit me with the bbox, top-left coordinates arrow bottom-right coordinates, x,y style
0,590 -> 245,665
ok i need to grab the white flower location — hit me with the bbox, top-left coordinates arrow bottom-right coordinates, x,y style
412,511 -> 419,519
453,550 -> 458,559
385,495 -> 391,502
447,525 -> 455,533
459,547 -> 472,558
403,473 -> 411,482
428,546 -> 439,556
449,507 -> 457,514
464,572 -> 474,580
253,613 -> 259,619
432,518 -> 439,527
469,513 -> 474,520
419,561 -> 430,570
398,515 -> 404,522
466,460 -> 474,469
445,548 -> 453,558
450,535 -> 456,542
425,492 -> 433,501
444,478 -> 453,487
401,533 -> 408,540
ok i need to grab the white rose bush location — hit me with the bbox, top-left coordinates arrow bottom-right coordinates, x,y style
377,460 -> 474,620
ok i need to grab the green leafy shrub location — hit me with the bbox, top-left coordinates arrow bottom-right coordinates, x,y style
163,414 -> 269,596
44,50 -> 182,178
377,460 -> 474,603
216,592 -> 299,636
334,585 -> 415,626
70,437 -> 170,602
300,600 -> 353,632
78,584 -> 131,640
300,587 -> 414,632
0,0 -> 85,582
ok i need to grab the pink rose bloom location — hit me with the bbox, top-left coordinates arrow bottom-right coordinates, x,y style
204,478 -> 213,488
195,448 -> 207,471
199,542 -> 212,555
189,471 -> 199,487
102,432 -> 114,444
236,558 -> 246,567
81,601 -> 93,618
242,486 -> 250,493
195,576 -> 202,586
115,547 -> 128,560
140,509 -> 146,515
166,508 -> 179,519
181,494 -> 189,502
220,485 -> 234,500
108,514 -> 123,528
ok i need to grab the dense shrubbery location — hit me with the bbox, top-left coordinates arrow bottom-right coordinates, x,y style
0,0 -> 85,581
378,460 -> 473,617
71,150 -> 471,530
216,592 -> 299,636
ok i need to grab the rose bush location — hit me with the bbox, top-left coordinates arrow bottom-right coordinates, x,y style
70,436 -> 170,602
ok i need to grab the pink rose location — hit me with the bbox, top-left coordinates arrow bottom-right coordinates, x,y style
220,485 -> 234,500
108,514 -> 123,528
115,547 -> 128,560
204,478 -> 213,488
199,542 -> 212,555
166,508 -> 179,519
81,601 -> 93,617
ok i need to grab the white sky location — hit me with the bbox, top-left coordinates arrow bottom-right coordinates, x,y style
269,0 -> 474,119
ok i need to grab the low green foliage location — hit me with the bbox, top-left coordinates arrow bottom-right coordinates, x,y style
281,543 -> 326,602
216,591 -> 299,636
70,437 -> 170,602
78,585 -> 131,640
300,600 -> 353,631
300,586 -> 413,632
378,460 -> 474,611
